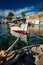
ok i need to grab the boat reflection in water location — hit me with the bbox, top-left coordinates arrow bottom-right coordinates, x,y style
10,29 -> 28,44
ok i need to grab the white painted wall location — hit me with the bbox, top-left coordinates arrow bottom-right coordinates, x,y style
34,20 -> 39,24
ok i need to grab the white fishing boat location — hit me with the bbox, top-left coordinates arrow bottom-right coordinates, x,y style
10,22 -> 28,35
10,30 -> 28,43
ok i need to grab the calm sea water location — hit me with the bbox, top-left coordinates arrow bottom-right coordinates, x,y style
0,24 -> 43,50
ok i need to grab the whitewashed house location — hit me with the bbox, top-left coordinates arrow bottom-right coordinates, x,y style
34,19 -> 39,25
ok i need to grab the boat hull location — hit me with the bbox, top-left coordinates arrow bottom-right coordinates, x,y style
13,30 -> 27,35
10,30 -> 27,43
10,22 -> 28,35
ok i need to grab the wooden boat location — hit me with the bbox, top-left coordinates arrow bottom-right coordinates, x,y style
10,30 -> 28,43
10,22 -> 28,35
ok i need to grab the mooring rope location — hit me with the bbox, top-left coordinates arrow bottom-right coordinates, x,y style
5,36 -> 20,54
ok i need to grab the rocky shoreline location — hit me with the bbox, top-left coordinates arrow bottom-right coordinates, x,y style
0,44 -> 43,65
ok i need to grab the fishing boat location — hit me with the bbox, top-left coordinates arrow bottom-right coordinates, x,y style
10,30 -> 28,43
10,22 -> 28,35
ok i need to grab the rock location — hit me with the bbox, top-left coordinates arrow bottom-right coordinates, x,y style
0,50 -> 6,64
0,50 -> 6,57
34,55 -> 39,65
36,47 -> 41,53
40,45 -> 43,52
31,47 -> 37,52
37,54 -> 43,65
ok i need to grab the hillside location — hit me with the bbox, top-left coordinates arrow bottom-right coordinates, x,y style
27,12 -> 43,22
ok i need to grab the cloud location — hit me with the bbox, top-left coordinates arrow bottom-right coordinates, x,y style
0,9 -> 14,17
0,9 -> 4,16
14,6 -> 34,14
25,12 -> 36,16
0,6 -> 34,17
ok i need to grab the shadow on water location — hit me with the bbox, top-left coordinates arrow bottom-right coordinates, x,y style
0,24 -> 43,50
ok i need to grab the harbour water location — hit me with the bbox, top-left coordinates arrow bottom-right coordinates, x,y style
0,24 -> 43,50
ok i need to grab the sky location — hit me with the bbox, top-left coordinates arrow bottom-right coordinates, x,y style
0,0 -> 43,19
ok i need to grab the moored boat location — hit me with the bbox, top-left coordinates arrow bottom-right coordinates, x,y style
10,22 -> 28,35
